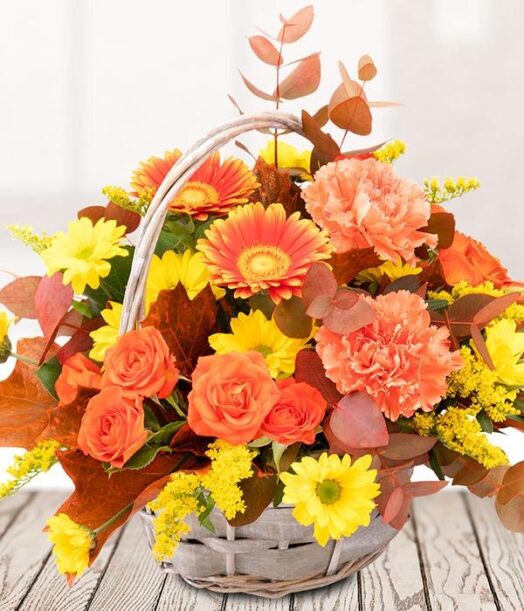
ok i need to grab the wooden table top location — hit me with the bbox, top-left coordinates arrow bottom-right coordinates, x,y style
0,490 -> 522,610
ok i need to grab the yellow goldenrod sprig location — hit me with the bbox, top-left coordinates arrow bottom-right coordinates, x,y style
6,224 -> 53,254
102,185 -> 151,215
0,440 -> 60,499
373,140 -> 406,164
424,176 -> 480,204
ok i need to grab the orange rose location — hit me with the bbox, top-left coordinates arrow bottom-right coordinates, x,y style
258,378 -> 327,445
187,351 -> 280,444
78,385 -> 147,468
439,231 -> 511,287
102,327 -> 178,398
55,353 -> 102,406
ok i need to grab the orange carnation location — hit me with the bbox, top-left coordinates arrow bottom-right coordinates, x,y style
102,327 -> 178,399
77,385 -> 147,468
55,353 -> 102,406
187,351 -> 280,444
438,231 -> 511,287
258,378 -> 327,445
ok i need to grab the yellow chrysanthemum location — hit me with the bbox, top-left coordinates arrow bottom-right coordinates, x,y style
0,311 -> 13,344
485,319 -> 524,387
201,440 -> 256,520
357,259 -> 422,284
148,472 -> 202,562
46,513 -> 94,578
41,217 -> 128,295
209,309 -> 311,378
89,301 -> 123,362
259,140 -> 312,178
280,453 -> 380,547
146,249 -> 225,309
0,440 -> 59,499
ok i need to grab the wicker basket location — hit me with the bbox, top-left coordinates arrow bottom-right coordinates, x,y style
121,111 -> 398,598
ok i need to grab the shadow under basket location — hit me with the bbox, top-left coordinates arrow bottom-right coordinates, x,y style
140,505 -> 398,599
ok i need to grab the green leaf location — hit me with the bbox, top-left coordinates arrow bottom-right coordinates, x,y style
248,436 -> 272,448
143,405 -> 161,432
477,412 -> 494,434
71,300 -> 94,319
273,480 -> 285,508
271,441 -> 288,472
427,299 -> 450,312
36,357 -> 61,400
429,448 -> 446,481
198,494 -> 216,533
122,445 -> 171,470
84,246 -> 134,313
147,420 -> 185,446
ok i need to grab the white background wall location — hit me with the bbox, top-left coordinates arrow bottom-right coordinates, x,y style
0,0 -> 522,488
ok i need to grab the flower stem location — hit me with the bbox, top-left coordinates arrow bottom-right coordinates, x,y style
10,352 -> 38,366
94,503 -> 133,536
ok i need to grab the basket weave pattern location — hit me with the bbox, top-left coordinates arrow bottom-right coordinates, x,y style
122,111 -> 397,597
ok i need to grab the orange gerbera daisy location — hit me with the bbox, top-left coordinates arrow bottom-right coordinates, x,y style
168,153 -> 259,220
197,202 -> 332,303
131,148 -> 182,197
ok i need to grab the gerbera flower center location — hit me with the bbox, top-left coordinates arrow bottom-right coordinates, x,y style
237,245 -> 292,281
174,182 -> 219,207
316,479 -> 341,504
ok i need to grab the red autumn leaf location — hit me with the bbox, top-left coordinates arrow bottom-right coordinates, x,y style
240,72 -> 278,101
40,390 -> 92,447
312,104 -> 329,127
470,323 -> 495,369
329,247 -> 381,285
330,392 -> 389,450
55,319 -> 99,365
423,212 -> 456,249
277,53 -> 321,100
447,293 -> 496,337
358,54 -> 377,81
248,35 -> 282,66
55,450 -> 181,564
277,5 -> 314,43
35,273 -> 73,340
78,206 -> 106,223
452,459 -> 488,486
495,462 -> 524,532
0,275 -> 41,319
402,481 -> 448,498
323,289 -> 376,335
468,466 -> 508,498
105,202 -> 141,234
379,433 -> 437,461
142,285 -> 217,376
382,487 -> 407,524
330,96 -> 372,135
0,338 -> 57,448
273,295 -> 312,339
294,349 -> 342,407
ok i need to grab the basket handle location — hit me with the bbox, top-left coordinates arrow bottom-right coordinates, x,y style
120,111 -> 303,334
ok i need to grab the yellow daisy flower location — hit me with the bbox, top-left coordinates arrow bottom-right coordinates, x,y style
89,301 -> 123,362
209,309 -> 311,378
0,311 -> 13,344
46,513 -> 94,578
485,319 -> 524,387
146,249 -> 224,309
357,259 -> 422,284
259,139 -> 312,178
280,453 -> 380,547
41,217 -> 128,295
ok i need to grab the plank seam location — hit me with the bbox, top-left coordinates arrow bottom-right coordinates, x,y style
288,592 -> 295,611
83,522 -> 129,611
461,492 -> 503,611
219,593 -> 228,611
357,571 -> 363,611
410,504 -> 433,611
0,492 -> 37,539
14,549 -> 53,611
152,574 -> 168,611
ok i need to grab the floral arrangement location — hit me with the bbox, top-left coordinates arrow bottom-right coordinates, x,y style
1,5 -> 523,583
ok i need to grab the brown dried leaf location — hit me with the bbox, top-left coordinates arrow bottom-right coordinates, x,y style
240,72 -> 279,102
277,53 -> 321,100
329,247 -> 381,285
249,35 -> 282,66
0,275 -> 41,319
249,158 -> 304,216
495,462 -> 524,532
273,296 -> 312,339
423,212 -> 456,250
228,474 -> 279,527
142,285 -> 217,376
379,433 -> 437,461
402,481 -> 447,497
294,349 -> 342,408
470,323 -> 495,370
312,105 -> 329,127
301,110 -> 340,172
358,54 -> 377,81
330,96 -> 372,135
277,5 -> 314,43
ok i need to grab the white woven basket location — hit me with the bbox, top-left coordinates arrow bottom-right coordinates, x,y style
122,111 -> 398,597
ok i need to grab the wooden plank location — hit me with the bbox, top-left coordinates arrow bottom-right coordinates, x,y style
360,520 -> 427,610
0,491 -> 66,611
0,491 -> 33,534
87,516 -> 166,611
226,592 -> 291,610
17,520 -> 123,611
293,574 -> 359,610
155,574 -> 224,611
413,492 -> 497,610
465,494 -> 524,611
